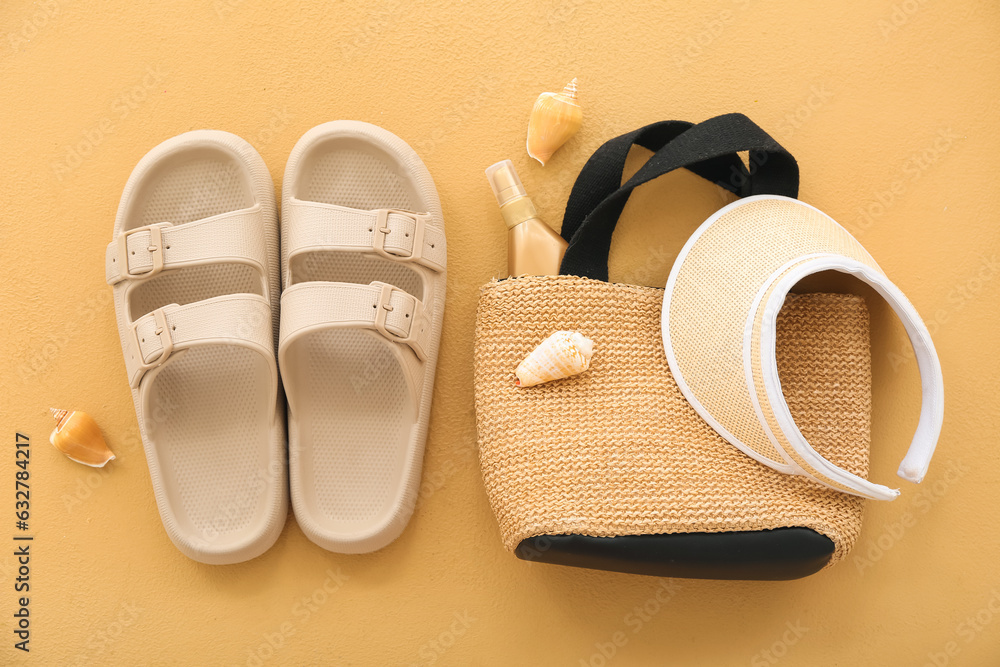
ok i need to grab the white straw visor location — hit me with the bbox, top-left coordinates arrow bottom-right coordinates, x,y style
662,195 -> 944,500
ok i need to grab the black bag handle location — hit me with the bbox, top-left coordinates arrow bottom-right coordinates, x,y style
559,113 -> 799,281
559,120 -> 747,244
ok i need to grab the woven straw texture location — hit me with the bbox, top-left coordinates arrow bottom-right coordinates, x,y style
474,275 -> 871,566
667,196 -> 879,472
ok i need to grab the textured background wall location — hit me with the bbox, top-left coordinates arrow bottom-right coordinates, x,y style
1,0 -> 998,664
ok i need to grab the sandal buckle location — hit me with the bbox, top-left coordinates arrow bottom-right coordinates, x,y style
371,209 -> 428,264
370,281 -> 426,361
118,225 -> 165,279
372,282 -> 409,340
127,308 -> 174,387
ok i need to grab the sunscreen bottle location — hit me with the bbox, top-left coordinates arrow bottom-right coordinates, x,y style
485,160 -> 568,276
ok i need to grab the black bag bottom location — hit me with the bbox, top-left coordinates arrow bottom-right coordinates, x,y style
514,528 -> 835,581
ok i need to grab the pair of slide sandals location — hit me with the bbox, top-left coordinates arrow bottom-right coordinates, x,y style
106,121 -> 446,563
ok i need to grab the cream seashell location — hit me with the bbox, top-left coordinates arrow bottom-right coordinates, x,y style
515,330 -> 595,387
526,78 -> 582,166
48,408 -> 115,468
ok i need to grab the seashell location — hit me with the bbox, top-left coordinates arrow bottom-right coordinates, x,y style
48,409 -> 115,468
515,330 -> 595,387
526,78 -> 582,166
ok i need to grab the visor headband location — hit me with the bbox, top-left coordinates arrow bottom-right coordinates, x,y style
663,195 -> 944,500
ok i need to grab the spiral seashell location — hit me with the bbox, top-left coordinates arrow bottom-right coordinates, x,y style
48,408 -> 115,467
515,330 -> 595,387
526,78 -> 582,166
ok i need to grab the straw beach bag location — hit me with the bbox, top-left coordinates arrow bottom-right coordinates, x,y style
474,115 -> 878,580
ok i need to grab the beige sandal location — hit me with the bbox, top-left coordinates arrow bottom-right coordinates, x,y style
106,130 -> 287,564
279,121 -> 446,553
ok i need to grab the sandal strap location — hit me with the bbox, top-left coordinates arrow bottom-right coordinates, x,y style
106,207 -> 268,285
124,294 -> 273,389
285,199 -> 446,274
279,281 -> 432,361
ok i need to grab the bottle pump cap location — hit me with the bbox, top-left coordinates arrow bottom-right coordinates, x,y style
485,160 -> 538,229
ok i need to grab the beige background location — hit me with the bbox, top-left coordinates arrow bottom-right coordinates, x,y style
1,0 -> 999,664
